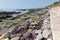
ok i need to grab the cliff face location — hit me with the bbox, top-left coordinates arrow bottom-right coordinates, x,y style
49,2 -> 60,40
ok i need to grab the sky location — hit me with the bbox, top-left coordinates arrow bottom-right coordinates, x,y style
0,0 -> 59,9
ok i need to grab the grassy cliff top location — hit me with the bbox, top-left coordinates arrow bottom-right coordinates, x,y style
48,1 -> 60,8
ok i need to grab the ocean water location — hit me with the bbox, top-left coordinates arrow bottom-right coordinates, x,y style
0,9 -> 29,17
12,10 -> 29,17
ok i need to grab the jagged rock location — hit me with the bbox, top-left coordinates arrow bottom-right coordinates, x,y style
42,29 -> 51,38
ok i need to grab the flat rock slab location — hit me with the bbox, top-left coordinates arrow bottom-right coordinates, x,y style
11,37 -> 19,40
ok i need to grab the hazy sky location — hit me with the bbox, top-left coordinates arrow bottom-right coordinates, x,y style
0,0 -> 59,9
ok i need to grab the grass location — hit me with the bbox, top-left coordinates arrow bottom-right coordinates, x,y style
30,16 -> 39,21
0,19 -> 25,28
21,12 -> 40,21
